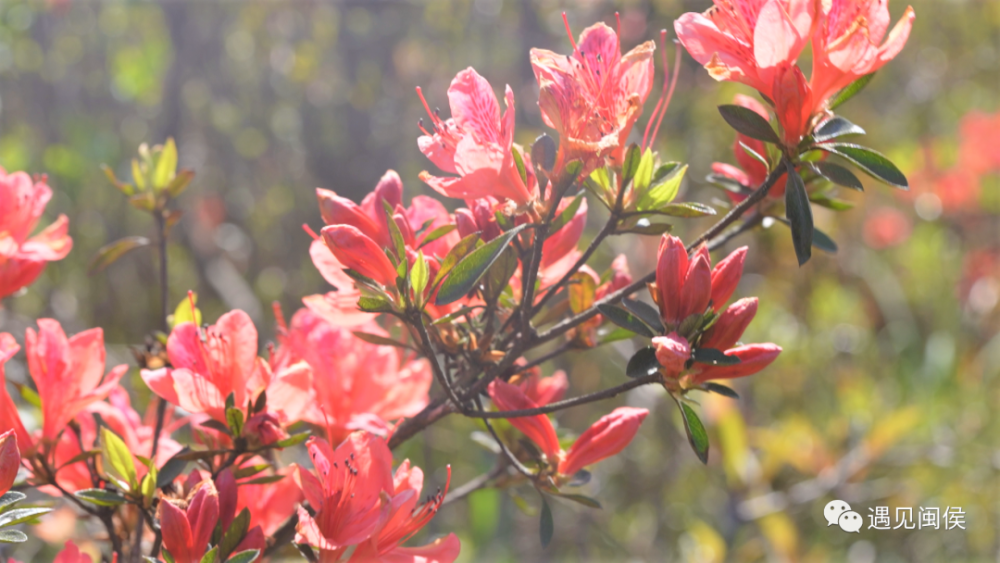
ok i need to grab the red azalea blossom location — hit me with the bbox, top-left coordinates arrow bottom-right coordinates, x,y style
0,168 -> 72,300
531,18 -> 656,174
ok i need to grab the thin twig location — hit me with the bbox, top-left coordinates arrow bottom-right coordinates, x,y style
476,397 -> 534,478
412,311 -> 467,413
443,461 -> 508,506
466,373 -> 660,419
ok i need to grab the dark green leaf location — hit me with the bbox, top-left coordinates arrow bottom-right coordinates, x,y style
418,225 -> 457,249
482,246 -> 519,302
598,327 -> 636,345
382,201 -> 408,262
0,507 -> 52,528
75,488 -> 128,507
432,232 -> 481,287
692,348 -> 740,366
828,73 -> 875,110
812,227 -> 839,254
0,529 -> 27,543
253,390 -> 267,414
652,162 -> 681,184
436,224 -> 527,305
704,382 -> 739,399
0,492 -> 26,510
621,143 -> 642,184
220,508 -> 251,559
157,456 -> 189,488
813,116 -> 866,142
552,493 -> 602,509
597,305 -> 655,337
656,202 -> 717,218
88,236 -> 150,274
677,400 -> 710,464
351,331 -> 415,351
626,346 -> 662,379
706,173 -> 747,193
812,161 -> 864,191
621,299 -> 665,333
784,161 -> 814,266
226,550 -> 261,563
567,469 -> 591,487
200,419 -> 232,437
539,496 -> 554,548
233,464 -> 270,480
818,143 -> 908,189
718,104 -> 780,144
531,133 -> 556,171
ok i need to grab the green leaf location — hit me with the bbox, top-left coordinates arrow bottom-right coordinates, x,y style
539,496 -> 554,548
531,133 -> 556,172
656,202 -> 717,218
141,467 -> 157,504
691,348 -> 740,366
677,400 -> 709,464
738,142 -> 769,173
252,390 -> 267,414
432,232 -> 481,288
0,492 -> 26,510
632,148 -> 656,192
100,427 -> 138,491
597,305 -> 655,337
220,507 -> 251,559
201,545 -> 219,563
167,169 -> 195,198
621,299 -> 665,333
14,383 -> 40,408
418,224 -> 457,249
357,296 -> 394,313
809,194 -> 855,211
102,164 -> 135,195
200,420 -> 232,437
636,165 -> 687,211
599,327 -> 636,345
549,195 -> 584,233
818,143 -> 908,189
129,191 -> 157,212
157,456 -> 189,489
226,407 -> 245,438
75,488 -> 128,507
275,433 -> 309,449
625,346 -> 661,379
153,137 -> 178,190
173,449 -> 229,461
703,382 -> 739,399
381,201 -> 408,263
784,161 -> 813,266
163,548 -> 176,563
812,117 -> 866,142
132,158 -> 147,192
410,252 -> 430,302
652,162 -> 681,184
718,104 -> 780,144
812,161 -> 864,191
511,145 -> 529,186
621,143 -> 642,185
568,272 -> 597,315
482,246 -> 519,302
226,550 -> 261,563
812,227 -> 839,254
88,236 -> 150,274
56,449 -> 100,470
0,507 -> 52,528
232,464 -> 270,480
828,73 -> 875,110
436,224 -> 527,305
551,493 -> 602,509
0,529 -> 27,543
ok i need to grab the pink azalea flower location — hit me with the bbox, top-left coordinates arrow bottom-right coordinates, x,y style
26,319 -> 127,443
0,429 -> 18,498
141,309 -> 313,430
52,541 -> 94,563
273,308 -> 431,444
235,465 -> 303,536
418,68 -> 536,206
159,480 -> 220,563
530,19 -> 656,174
0,168 -> 72,300
0,333 -> 31,455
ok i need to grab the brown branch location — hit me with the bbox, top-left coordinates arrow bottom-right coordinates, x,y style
464,373 -> 660,419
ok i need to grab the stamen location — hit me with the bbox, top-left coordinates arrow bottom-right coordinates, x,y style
561,12 -> 579,53
301,223 -> 320,240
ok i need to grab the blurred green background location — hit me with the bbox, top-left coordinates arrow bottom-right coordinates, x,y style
1,0 -> 999,561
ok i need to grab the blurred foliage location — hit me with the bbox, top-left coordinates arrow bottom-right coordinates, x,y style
0,0 -> 999,562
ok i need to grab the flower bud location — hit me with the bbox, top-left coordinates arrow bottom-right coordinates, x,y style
692,343 -> 782,384
558,407 -> 649,477
679,253 -> 712,321
710,247 -> 747,311
321,225 -> 398,287
701,297 -> 758,352
652,333 -> 691,377
0,430 -> 19,497
488,380 -> 561,462
655,235 -> 689,325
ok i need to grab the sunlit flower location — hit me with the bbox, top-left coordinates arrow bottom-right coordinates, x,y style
0,168 -> 72,300
159,480 -> 220,563
531,19 -> 655,174
0,429 -> 18,497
